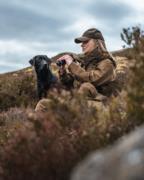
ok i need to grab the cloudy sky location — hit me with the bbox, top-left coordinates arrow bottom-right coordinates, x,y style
0,0 -> 144,73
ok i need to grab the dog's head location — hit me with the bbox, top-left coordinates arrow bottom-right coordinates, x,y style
29,55 -> 52,72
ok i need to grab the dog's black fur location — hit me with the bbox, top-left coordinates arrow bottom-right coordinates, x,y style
29,55 -> 57,99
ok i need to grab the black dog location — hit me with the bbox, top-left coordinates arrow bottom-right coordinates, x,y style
29,55 -> 57,99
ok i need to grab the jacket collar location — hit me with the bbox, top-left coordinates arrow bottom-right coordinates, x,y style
81,48 -> 115,68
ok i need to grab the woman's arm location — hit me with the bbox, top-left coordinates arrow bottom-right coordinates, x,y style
68,59 -> 115,86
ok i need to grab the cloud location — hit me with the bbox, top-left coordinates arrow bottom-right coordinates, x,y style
0,0 -> 144,73
0,4 -> 74,42
87,0 -> 134,23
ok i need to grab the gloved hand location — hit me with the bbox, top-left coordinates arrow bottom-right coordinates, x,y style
58,66 -> 67,76
57,54 -> 73,66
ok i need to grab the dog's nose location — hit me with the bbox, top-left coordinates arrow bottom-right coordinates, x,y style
42,61 -> 47,65
40,60 -> 47,67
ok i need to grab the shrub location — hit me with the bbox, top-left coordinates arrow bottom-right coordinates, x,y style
0,93 -> 133,180
0,68 -> 37,111
121,26 -> 144,124
0,26 -> 144,180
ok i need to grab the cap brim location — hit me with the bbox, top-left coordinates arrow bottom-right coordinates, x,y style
74,36 -> 90,43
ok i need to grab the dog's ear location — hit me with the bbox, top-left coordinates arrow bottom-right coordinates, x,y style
29,59 -> 34,66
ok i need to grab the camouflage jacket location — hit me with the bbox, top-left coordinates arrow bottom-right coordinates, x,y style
59,49 -> 117,97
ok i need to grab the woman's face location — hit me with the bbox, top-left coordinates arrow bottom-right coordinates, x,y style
81,39 -> 96,54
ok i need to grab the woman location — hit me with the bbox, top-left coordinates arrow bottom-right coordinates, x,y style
35,28 -> 116,112
57,28 -> 116,99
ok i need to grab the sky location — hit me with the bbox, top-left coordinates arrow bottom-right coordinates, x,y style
0,0 -> 144,73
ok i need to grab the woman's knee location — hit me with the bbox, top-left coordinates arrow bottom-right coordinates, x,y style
78,82 -> 98,98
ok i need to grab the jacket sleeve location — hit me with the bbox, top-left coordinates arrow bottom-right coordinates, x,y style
68,59 -> 115,86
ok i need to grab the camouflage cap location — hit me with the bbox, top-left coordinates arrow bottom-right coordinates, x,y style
74,28 -> 104,43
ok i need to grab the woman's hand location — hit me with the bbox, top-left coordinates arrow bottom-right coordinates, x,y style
58,65 -> 66,76
57,54 -> 73,66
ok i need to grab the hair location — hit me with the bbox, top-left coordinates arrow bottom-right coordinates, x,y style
92,39 -> 116,67
93,39 -> 107,52
93,39 -> 114,57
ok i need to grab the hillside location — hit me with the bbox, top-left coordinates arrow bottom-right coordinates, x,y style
0,48 -> 129,111
0,37 -> 143,180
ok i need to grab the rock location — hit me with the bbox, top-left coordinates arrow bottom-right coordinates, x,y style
71,125 -> 144,180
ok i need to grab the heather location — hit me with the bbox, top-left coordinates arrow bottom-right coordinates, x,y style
0,26 -> 143,180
